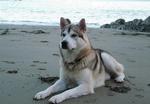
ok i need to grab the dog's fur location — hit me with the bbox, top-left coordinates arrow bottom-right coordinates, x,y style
34,17 -> 125,103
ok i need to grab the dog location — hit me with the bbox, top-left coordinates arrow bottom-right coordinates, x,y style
34,17 -> 125,103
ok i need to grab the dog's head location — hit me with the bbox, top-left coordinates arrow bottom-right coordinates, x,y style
59,17 -> 91,51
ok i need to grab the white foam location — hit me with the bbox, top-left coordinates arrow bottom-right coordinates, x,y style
0,0 -> 150,27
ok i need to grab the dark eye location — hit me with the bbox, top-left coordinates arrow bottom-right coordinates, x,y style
71,34 -> 77,38
61,33 -> 66,37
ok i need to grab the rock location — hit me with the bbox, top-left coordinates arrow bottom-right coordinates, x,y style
109,22 -> 118,29
100,24 -> 111,28
117,25 -> 125,30
110,19 -> 125,29
101,19 -> 125,30
100,16 -> 150,32
143,16 -> 150,25
133,19 -> 143,26
124,19 -> 143,31
124,20 -> 142,31
141,17 -> 150,32
115,19 -> 125,25
141,26 -> 150,32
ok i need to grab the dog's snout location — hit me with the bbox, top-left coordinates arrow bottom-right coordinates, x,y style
61,41 -> 68,49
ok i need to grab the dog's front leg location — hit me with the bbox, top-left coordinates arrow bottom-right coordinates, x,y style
34,79 -> 67,100
49,83 -> 94,103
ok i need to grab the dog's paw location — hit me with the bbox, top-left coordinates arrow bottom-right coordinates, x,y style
115,75 -> 124,82
34,90 -> 49,100
48,95 -> 64,104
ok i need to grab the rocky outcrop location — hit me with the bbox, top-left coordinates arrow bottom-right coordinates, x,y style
100,16 -> 150,32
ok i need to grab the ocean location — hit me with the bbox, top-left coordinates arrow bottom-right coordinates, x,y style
0,0 -> 150,28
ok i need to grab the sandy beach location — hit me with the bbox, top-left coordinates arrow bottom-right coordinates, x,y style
0,24 -> 150,104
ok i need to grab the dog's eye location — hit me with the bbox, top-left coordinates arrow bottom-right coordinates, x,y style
61,33 -> 66,37
71,34 -> 77,38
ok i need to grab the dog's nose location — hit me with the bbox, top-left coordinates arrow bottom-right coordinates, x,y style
61,41 -> 68,49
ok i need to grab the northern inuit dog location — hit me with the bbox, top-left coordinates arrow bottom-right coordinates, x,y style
34,17 -> 125,103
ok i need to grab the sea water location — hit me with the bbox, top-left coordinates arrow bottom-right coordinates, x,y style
0,0 -> 150,28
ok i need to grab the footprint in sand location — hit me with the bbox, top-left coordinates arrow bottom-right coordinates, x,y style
147,83 -> 150,87
0,29 -> 9,35
52,53 -> 59,57
135,94 -> 144,98
21,30 -> 46,34
126,59 -> 136,63
40,40 -> 49,43
7,69 -> 18,74
37,68 -> 47,70
1,61 -> 15,64
32,61 -> 47,64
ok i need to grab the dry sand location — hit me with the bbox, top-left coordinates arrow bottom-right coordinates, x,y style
0,24 -> 150,104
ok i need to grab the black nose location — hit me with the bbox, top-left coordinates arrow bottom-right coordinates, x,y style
61,41 -> 68,49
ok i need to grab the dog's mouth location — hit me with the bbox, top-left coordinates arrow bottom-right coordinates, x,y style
61,45 -> 68,49
61,46 -> 75,50
61,41 -> 76,50
61,44 -> 75,51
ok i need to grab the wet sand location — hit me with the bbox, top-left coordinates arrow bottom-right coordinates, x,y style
0,24 -> 150,104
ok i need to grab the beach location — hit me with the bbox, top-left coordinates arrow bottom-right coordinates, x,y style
0,24 -> 150,104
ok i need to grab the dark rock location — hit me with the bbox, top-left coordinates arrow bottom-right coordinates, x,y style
109,19 -> 125,29
100,24 -> 111,28
126,19 -> 143,31
133,19 -> 143,26
100,16 -> 150,32
115,19 -> 125,25
143,16 -> 150,25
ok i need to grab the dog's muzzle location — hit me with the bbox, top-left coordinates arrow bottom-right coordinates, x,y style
61,41 -> 68,49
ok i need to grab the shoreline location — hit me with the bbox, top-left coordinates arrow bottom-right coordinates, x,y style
0,22 -> 101,28
0,24 -> 150,104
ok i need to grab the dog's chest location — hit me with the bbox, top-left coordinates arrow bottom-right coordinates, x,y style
63,67 -> 92,86
65,70 -> 79,81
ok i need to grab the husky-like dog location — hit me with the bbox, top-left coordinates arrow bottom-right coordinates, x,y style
34,17 -> 125,103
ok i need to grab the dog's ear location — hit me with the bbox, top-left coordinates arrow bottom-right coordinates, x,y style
79,18 -> 86,32
60,17 -> 71,29
66,18 -> 71,24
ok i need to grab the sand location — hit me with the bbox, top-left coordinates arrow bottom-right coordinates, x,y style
0,24 -> 150,104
